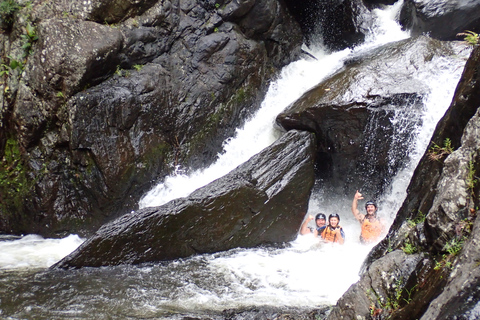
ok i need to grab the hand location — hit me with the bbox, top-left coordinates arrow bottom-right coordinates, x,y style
355,190 -> 364,200
307,215 -> 314,221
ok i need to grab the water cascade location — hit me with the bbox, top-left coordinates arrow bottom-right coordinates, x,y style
0,2 -> 472,319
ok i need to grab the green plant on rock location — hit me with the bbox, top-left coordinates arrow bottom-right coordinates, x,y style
133,64 -> 144,71
466,159 -> 478,197
457,30 -> 479,46
0,63 -> 9,76
434,254 -> 453,270
444,237 -> 465,256
0,137 -> 30,212
428,138 -> 453,161
401,240 -> 417,254
407,211 -> 425,228
0,0 -> 20,29
114,65 -> 131,77
21,22 -> 38,57
1,56 -> 25,78
8,55 -> 24,70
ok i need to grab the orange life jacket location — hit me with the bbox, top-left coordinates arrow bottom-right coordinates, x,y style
360,217 -> 383,243
320,226 -> 343,243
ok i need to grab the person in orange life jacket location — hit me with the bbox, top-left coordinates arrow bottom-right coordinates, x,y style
351,190 -> 386,244
300,213 -> 327,236
318,213 -> 345,244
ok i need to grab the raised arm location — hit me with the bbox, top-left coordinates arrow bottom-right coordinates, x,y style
352,190 -> 365,222
300,214 -> 314,235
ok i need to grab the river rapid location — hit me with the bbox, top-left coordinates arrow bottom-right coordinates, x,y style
0,1 -> 472,319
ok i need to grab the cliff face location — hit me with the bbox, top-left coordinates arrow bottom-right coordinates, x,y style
0,0 -> 302,237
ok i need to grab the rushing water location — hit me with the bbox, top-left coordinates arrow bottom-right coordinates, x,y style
0,2 -> 473,319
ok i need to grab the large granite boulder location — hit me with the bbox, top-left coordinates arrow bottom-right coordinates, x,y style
0,0 -> 302,237
400,0 -> 480,40
52,130 -> 316,268
276,36 -> 461,199
327,45 -> 480,320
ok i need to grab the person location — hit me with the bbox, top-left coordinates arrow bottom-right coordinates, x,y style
300,213 -> 327,236
319,213 -> 345,244
351,190 -> 386,244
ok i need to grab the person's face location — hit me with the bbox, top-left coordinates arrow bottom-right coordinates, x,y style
316,218 -> 326,227
366,205 -> 377,215
329,217 -> 339,227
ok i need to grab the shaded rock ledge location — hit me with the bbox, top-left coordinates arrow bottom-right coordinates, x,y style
53,130 -> 316,268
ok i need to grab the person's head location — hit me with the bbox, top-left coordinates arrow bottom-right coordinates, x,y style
328,213 -> 340,228
365,200 -> 377,216
315,213 -> 326,228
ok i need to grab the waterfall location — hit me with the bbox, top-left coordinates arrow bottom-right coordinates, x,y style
0,1 -> 473,319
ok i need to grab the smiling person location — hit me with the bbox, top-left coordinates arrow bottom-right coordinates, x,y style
319,213 -> 345,244
300,213 -> 327,236
352,190 -> 386,244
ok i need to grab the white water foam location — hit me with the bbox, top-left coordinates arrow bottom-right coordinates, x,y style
0,234 -> 83,270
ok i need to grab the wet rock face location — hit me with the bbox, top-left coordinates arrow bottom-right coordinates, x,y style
400,0 -> 480,40
328,46 -> 480,320
329,250 -> 424,319
276,36 -> 458,199
0,0 -> 302,236
52,130 -> 316,268
361,0 -> 397,9
283,0 -> 372,50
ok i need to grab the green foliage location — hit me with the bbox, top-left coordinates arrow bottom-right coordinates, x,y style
407,211 -> 425,228
0,55 -> 24,78
466,159 -> 478,196
401,240 -> 417,254
403,284 -> 417,305
21,22 -> 38,57
8,55 -> 24,70
114,65 -> 131,77
444,237 -> 465,256
367,277 -> 417,318
133,64 -> 144,71
428,138 -> 453,161
0,0 -> 20,28
391,278 -> 403,310
434,254 -> 453,270
0,138 -> 30,212
457,30 -> 479,46
0,63 -> 9,76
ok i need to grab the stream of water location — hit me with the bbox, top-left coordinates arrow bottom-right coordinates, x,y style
0,2 -> 472,319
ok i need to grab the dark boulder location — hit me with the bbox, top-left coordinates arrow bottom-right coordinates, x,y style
0,0 -> 302,237
327,45 -> 480,320
276,36 -> 459,199
362,0 -> 397,9
283,0 -> 372,50
400,0 -> 480,40
52,130 -> 316,268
